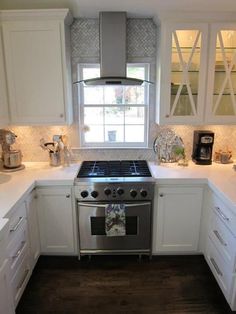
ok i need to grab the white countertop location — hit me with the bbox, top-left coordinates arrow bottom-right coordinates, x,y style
0,161 -> 235,228
0,162 -> 81,218
149,161 -> 236,211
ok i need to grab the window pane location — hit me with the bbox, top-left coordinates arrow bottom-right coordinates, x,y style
105,107 -> 124,124
84,86 -> 104,104
105,125 -> 124,142
104,86 -> 124,104
125,107 -> 145,124
127,66 -> 145,79
125,125 -> 144,142
83,67 -> 100,80
84,107 -> 103,124
84,125 -> 104,142
124,86 -> 145,104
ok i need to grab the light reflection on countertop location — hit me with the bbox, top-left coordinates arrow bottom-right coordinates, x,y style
0,173 -> 11,184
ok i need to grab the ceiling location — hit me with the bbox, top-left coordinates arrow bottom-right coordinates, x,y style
0,0 -> 236,20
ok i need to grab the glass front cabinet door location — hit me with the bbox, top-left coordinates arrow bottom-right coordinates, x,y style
157,23 -> 208,124
206,24 -> 236,124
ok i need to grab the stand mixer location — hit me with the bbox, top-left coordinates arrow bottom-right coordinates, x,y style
0,129 -> 24,171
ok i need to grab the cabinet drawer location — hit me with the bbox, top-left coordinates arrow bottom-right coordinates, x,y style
205,236 -> 235,301
0,239 -> 5,266
6,202 -> 27,244
10,251 -> 31,308
210,192 -> 236,236
0,219 -> 9,266
209,210 -> 236,270
7,219 -> 29,279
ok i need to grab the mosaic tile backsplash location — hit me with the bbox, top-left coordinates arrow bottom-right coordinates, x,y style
9,125 -> 236,162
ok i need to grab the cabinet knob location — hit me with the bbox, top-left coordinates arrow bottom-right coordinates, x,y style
159,193 -> 164,197
165,114 -> 169,118
34,195 -> 38,199
60,113 -> 64,118
66,194 -> 71,198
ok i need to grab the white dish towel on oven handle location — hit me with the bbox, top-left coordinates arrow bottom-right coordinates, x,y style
105,203 -> 126,236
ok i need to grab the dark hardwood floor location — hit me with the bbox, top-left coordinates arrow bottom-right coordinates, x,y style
16,255 -> 234,314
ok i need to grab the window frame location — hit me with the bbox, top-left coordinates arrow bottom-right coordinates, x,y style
78,63 -> 150,148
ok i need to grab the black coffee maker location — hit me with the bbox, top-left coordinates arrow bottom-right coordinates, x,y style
192,130 -> 214,165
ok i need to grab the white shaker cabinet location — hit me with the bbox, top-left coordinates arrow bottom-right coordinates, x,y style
204,189 -> 236,311
25,189 -> 40,270
5,201 -> 31,308
0,24 -> 9,127
36,186 -> 76,255
206,23 -> 236,124
156,22 -> 208,125
0,220 -> 14,314
0,260 -> 14,314
1,9 -> 73,125
153,185 -> 203,253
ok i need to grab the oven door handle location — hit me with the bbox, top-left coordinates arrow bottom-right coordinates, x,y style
77,202 -> 150,208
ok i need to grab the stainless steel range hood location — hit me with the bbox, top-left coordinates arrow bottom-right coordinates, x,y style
75,12 -> 152,86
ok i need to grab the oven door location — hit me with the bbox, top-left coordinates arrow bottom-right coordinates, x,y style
77,202 -> 152,254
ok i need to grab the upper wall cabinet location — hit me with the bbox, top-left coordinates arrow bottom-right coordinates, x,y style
206,24 -> 236,124
0,25 -> 9,127
156,22 -> 208,125
0,9 -> 73,125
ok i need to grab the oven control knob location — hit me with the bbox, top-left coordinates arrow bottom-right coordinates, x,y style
117,187 -> 124,195
104,188 -> 111,196
91,191 -> 99,198
80,190 -> 88,198
140,189 -> 148,197
130,189 -> 137,198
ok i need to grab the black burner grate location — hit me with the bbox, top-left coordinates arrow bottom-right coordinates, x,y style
77,160 -> 151,178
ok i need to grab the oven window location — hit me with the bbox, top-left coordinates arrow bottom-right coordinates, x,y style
77,63 -> 150,148
90,216 -> 138,235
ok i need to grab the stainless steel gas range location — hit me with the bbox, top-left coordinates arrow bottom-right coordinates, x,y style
74,160 -> 155,257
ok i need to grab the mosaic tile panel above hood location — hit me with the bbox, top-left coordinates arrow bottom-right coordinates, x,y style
71,18 -> 157,61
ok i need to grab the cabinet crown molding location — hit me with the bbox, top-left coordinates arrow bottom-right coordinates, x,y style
0,9 -> 73,25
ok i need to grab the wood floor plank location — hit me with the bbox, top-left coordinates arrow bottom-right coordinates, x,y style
16,255 -> 234,314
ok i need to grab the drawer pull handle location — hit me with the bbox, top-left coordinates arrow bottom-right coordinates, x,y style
17,269 -> 30,290
12,241 -> 26,259
10,217 -> 24,232
213,230 -> 227,247
210,257 -> 223,276
215,206 -> 229,221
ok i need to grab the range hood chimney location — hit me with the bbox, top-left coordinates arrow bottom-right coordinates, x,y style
74,12 -> 152,86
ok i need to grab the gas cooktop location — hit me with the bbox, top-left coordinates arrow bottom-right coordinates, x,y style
77,160 -> 152,178
74,160 -> 154,201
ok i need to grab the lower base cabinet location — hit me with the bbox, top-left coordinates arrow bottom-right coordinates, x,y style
26,190 -> 40,269
36,187 -> 76,255
0,259 -> 14,314
0,219 -> 14,314
205,189 -> 236,311
205,237 -> 235,303
10,251 -> 31,308
0,185 -> 77,314
153,185 -> 203,254
5,200 -> 31,310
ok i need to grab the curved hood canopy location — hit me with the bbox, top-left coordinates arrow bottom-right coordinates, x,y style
74,12 -> 153,86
